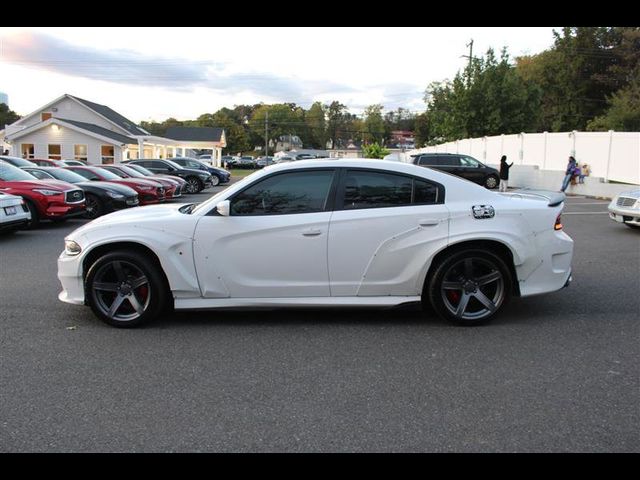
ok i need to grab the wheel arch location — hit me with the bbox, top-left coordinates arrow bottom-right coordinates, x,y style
82,241 -> 173,307
422,239 -> 521,298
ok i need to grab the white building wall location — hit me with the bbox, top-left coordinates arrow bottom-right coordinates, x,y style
11,124 -> 122,164
413,131 -> 640,185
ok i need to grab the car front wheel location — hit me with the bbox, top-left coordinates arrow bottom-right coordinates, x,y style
210,175 -> 220,187
426,249 -> 512,326
185,176 -> 203,194
85,250 -> 168,327
484,175 -> 499,189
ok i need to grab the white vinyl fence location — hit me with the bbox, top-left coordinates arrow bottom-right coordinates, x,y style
411,131 -> 640,185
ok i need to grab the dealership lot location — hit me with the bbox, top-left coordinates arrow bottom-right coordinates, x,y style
0,192 -> 638,452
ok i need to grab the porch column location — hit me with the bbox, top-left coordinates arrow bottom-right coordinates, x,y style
138,138 -> 145,160
216,147 -> 222,167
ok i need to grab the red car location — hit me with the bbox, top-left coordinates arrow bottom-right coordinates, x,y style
101,165 -> 182,200
0,161 -> 86,228
64,166 -> 166,205
30,158 -> 68,167
124,163 -> 188,193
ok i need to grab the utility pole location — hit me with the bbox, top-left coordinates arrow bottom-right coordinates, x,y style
461,39 -> 474,86
265,110 -> 269,157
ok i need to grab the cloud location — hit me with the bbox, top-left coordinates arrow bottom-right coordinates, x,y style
2,31 -> 356,103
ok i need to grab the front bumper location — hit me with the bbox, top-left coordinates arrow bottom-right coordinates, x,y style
57,250 -> 85,305
608,206 -> 640,226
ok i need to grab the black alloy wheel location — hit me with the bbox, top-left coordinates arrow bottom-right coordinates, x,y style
427,249 -> 512,326
85,251 -> 167,327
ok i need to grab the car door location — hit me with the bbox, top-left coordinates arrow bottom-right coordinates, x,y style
193,168 -> 337,298
459,155 -> 485,185
327,168 -> 449,297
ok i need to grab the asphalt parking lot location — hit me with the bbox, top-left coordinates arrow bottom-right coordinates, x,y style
0,186 -> 638,452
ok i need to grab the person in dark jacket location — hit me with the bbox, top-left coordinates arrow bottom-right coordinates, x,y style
561,156 -> 577,192
499,155 -> 513,192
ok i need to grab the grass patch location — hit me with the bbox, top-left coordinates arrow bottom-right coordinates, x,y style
229,169 -> 260,178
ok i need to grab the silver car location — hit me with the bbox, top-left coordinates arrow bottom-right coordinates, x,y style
608,189 -> 640,229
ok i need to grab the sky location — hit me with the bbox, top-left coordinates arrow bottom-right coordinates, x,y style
0,27 -> 559,123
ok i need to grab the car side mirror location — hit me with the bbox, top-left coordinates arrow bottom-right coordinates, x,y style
216,200 -> 230,216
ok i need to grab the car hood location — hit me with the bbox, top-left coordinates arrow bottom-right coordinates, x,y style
76,181 -> 137,195
3,179 -> 77,191
618,189 -> 640,199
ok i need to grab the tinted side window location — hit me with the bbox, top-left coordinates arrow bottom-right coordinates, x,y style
413,179 -> 439,204
342,171 -> 412,209
231,170 -> 335,216
460,156 -> 480,167
418,156 -> 436,166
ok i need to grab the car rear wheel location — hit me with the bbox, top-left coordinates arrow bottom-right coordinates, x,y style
426,249 -> 512,326
84,193 -> 104,219
484,175 -> 499,189
185,176 -> 203,194
85,251 -> 168,327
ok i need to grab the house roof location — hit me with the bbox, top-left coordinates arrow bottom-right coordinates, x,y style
56,118 -> 137,144
165,126 -> 224,142
67,95 -> 148,136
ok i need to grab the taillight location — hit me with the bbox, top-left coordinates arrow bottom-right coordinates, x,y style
554,214 -> 563,231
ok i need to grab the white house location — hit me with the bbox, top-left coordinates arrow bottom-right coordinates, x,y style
2,94 -> 227,166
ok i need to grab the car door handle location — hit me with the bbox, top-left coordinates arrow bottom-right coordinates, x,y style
302,228 -> 322,237
419,219 -> 440,227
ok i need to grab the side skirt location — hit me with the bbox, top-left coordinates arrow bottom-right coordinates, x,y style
174,296 -> 422,310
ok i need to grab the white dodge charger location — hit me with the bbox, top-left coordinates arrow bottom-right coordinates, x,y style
58,159 -> 574,327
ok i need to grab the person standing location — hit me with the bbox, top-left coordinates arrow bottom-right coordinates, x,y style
499,155 -> 513,192
561,156 -> 577,192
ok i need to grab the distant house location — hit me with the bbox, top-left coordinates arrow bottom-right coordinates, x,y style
3,94 -> 227,166
275,134 -> 303,152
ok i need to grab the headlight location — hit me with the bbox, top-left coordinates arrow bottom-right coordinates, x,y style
106,191 -> 125,199
64,239 -> 82,256
33,188 -> 62,196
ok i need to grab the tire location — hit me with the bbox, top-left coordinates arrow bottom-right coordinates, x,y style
484,175 -> 499,189
23,199 -> 40,229
85,250 -> 168,328
426,248 -> 512,326
185,176 -> 203,194
210,175 -> 220,187
84,193 -> 104,219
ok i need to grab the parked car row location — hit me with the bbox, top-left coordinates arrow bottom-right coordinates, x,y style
0,155 -> 219,230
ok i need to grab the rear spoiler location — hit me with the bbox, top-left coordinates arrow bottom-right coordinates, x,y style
503,189 -> 566,207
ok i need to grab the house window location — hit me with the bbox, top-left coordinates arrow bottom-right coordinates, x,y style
21,144 -> 35,159
41,112 -> 52,121
48,144 -> 62,160
74,145 -> 88,161
101,145 -> 115,164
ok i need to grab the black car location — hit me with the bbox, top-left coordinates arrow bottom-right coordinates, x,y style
411,153 -> 500,189
0,155 -> 37,168
23,167 -> 139,219
123,159 -> 213,194
168,157 -> 231,186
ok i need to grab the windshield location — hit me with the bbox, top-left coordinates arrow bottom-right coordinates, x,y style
0,156 -> 36,167
0,163 -> 39,181
46,168 -> 87,183
127,164 -> 154,176
119,165 -> 145,178
163,159 -> 183,170
91,167 -> 122,180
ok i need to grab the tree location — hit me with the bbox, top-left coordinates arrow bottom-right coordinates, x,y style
197,111 -> 250,154
325,101 -> 348,149
361,142 -> 389,159
587,70 -> 640,131
0,103 -> 20,127
305,102 -> 327,149
413,112 -> 430,148
249,104 -> 304,150
363,104 -> 385,144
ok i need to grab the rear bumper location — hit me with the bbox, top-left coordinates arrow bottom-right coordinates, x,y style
518,230 -> 574,297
